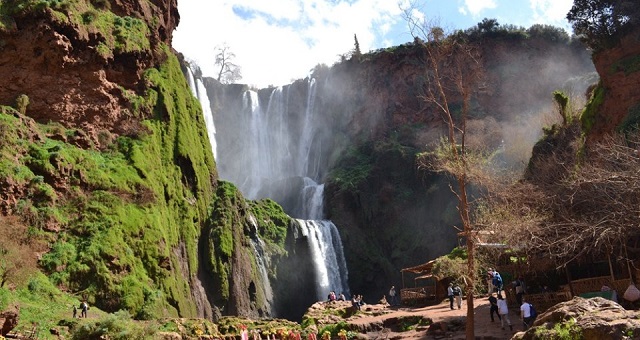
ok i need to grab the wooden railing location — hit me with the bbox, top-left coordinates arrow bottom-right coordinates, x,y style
400,287 -> 438,306
521,291 -> 572,312
570,276 -> 613,296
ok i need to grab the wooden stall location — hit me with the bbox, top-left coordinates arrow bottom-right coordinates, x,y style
400,260 -> 443,306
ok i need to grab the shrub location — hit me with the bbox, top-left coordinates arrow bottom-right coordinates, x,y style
581,82 -> 605,134
15,94 -> 29,115
70,310 -> 157,340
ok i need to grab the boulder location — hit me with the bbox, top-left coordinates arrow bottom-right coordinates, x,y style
515,297 -> 640,340
0,304 -> 19,336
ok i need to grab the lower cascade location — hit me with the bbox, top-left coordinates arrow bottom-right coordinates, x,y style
296,219 -> 350,302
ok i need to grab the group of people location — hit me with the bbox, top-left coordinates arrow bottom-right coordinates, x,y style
351,294 -> 365,310
447,283 -> 463,310
326,290 -> 367,311
485,267 -> 536,332
72,300 -> 89,318
327,291 -> 346,302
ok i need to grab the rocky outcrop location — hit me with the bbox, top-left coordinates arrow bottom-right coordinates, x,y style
587,27 -> 640,140
0,0 -> 178,148
0,305 -> 19,336
516,297 -> 640,340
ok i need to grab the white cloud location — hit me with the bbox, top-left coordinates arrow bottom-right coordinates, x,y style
529,0 -> 573,29
461,0 -> 497,17
173,0 -> 403,88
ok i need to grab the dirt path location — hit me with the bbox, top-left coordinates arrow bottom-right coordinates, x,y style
349,297 -> 525,339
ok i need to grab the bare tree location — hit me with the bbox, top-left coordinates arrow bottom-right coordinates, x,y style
478,128 -> 640,271
214,43 -> 242,84
402,6 -> 485,339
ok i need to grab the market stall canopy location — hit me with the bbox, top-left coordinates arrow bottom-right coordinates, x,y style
401,259 -> 436,274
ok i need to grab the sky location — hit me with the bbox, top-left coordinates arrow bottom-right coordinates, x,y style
172,0 -> 574,88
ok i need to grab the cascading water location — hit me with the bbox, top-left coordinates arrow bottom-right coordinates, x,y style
188,73 -> 350,318
228,80 -> 350,298
185,65 -> 218,160
247,215 -> 275,315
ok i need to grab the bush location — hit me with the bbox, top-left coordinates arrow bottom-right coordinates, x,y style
70,310 -> 157,340
15,94 -> 29,115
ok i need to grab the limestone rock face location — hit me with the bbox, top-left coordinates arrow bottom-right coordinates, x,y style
588,27 -> 640,141
516,297 -> 640,340
0,0 -> 179,147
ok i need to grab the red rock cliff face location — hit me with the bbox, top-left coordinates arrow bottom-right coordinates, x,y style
0,0 -> 179,147
589,28 -> 640,139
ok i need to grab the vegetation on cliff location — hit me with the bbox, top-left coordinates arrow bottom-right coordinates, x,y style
0,44 -> 216,321
0,0 -> 292,337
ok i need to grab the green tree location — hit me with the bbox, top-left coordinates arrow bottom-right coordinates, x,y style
567,0 -> 640,50
352,34 -> 361,60
477,18 -> 499,33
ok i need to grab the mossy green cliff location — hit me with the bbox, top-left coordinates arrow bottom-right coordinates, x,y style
0,0 -> 288,331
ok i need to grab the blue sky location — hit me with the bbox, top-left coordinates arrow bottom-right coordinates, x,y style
173,0 -> 574,88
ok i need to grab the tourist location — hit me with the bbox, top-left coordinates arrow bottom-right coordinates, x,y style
80,300 -> 88,318
338,292 -> 346,301
487,268 -> 495,294
327,291 -> 336,302
520,296 -> 536,330
447,283 -> 455,310
488,293 -> 501,322
492,270 -> 504,295
351,295 -> 360,310
497,294 -> 513,331
388,285 -> 398,306
453,283 -> 462,309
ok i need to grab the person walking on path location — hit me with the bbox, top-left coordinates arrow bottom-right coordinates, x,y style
80,300 -> 88,318
388,285 -> 398,306
447,283 -> 455,310
453,283 -> 463,309
486,268 -> 495,295
488,293 -> 501,322
520,296 -> 536,330
492,270 -> 504,295
497,294 -> 513,331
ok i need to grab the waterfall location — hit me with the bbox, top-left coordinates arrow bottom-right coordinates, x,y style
234,80 -> 351,300
296,219 -> 350,301
186,65 -> 217,160
191,75 -> 350,316
248,214 -> 275,316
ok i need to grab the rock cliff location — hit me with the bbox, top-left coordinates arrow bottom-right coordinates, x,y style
0,0 -> 282,323
586,27 -> 640,140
